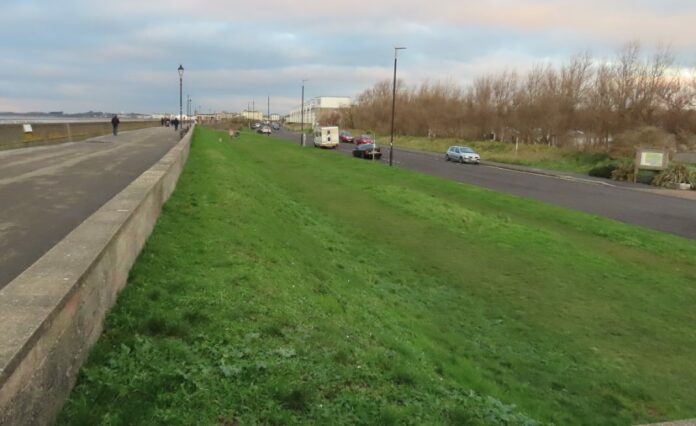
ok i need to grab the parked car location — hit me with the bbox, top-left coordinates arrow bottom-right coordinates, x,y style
258,125 -> 272,135
353,143 -> 382,160
253,122 -> 261,129
354,134 -> 374,145
445,146 -> 480,164
271,122 -> 280,131
339,131 -> 354,143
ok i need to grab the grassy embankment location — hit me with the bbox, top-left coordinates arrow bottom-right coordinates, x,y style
58,127 -> 696,425
283,122 -> 313,134
392,135 -> 613,174
292,125 -> 613,173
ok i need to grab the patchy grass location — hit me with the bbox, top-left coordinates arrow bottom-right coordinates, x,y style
58,127 -> 696,425
344,129 -> 614,174
396,135 -> 613,174
284,123 -> 313,134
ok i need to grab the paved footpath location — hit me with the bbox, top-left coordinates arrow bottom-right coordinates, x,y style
0,127 -> 180,289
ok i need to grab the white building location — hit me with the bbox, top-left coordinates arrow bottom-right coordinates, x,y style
286,96 -> 351,125
241,110 -> 264,120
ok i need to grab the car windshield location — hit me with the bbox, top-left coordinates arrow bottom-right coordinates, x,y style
342,131 -> 352,136
360,144 -> 375,150
461,147 -> 475,153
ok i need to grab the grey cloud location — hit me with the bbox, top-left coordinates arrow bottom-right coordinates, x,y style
2,0 -> 695,114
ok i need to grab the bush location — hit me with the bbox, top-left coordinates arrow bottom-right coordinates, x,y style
610,161 -> 635,181
637,170 -> 657,185
652,163 -> 696,188
611,126 -> 676,158
589,162 -> 619,179
610,162 -> 656,184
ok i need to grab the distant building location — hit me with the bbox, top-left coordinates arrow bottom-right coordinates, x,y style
241,110 -> 263,120
270,113 -> 280,122
286,96 -> 351,125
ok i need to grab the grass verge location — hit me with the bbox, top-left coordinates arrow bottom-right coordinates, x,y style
57,127 -> 696,425
344,130 -> 614,174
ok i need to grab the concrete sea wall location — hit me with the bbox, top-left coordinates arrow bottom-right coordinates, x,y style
0,121 -> 161,151
0,126 -> 194,425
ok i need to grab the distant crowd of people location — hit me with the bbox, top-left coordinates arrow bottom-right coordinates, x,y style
160,117 -> 181,131
109,115 -> 186,138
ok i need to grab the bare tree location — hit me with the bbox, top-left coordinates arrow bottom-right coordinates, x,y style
343,42 -> 695,157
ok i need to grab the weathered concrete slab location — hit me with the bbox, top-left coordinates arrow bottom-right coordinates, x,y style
0,126 -> 193,426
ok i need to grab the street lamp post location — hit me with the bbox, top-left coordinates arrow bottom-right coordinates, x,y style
300,79 -> 307,146
389,47 -> 406,167
178,65 -> 184,131
187,94 -> 191,129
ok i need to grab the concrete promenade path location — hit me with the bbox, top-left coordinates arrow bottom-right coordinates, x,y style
0,127 -> 180,289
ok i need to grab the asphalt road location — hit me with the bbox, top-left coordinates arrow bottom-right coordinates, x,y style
0,127 -> 180,289
272,127 -> 696,240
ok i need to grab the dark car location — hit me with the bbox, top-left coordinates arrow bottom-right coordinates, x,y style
339,131 -> 354,143
354,134 -> 374,145
272,122 -> 280,131
353,143 -> 382,160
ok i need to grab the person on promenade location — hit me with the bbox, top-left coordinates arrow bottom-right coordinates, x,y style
172,117 -> 179,131
111,115 -> 120,136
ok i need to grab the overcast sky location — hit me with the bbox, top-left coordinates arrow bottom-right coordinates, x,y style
1,0 -> 694,115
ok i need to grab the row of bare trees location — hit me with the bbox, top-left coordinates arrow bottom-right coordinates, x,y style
334,43 -> 696,154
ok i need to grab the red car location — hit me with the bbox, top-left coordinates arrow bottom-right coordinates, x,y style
339,131 -> 354,143
354,134 -> 374,145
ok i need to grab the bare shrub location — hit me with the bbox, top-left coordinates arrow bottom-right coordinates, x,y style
341,42 -> 696,158
611,126 -> 676,158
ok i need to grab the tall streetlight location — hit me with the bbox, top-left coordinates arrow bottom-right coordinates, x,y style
178,65 -> 184,129
187,94 -> 191,128
389,47 -> 406,167
300,79 -> 308,146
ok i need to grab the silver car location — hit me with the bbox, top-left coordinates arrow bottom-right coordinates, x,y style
445,146 -> 480,164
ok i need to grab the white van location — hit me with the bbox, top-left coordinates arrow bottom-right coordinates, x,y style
313,126 -> 339,149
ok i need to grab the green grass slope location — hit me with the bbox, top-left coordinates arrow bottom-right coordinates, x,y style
57,127 -> 696,425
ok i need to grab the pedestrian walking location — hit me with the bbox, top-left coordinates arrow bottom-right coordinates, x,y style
111,115 -> 120,136
172,117 -> 179,131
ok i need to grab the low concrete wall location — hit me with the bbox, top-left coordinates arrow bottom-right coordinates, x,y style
0,126 -> 195,425
674,152 -> 696,164
0,121 -> 161,151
